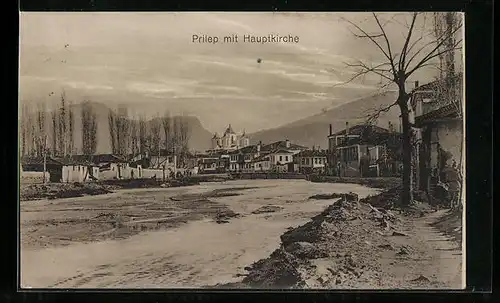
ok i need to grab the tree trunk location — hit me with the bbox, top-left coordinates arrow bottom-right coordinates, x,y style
399,98 -> 413,206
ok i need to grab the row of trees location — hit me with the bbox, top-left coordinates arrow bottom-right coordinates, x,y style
107,107 -> 190,163
20,94 -> 191,162
20,92 -> 78,158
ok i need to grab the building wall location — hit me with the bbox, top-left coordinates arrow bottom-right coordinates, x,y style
140,168 -> 171,179
62,165 -> 90,183
297,156 -> 327,169
430,120 -> 463,168
98,163 -> 132,180
254,161 -> 271,171
269,153 -> 293,165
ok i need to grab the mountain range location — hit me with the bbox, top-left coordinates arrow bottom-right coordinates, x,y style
247,91 -> 401,149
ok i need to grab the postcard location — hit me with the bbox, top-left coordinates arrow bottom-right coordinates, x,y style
19,12 -> 465,289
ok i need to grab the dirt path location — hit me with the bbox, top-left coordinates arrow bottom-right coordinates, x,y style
373,210 -> 463,289
238,196 -> 464,290
21,180 -> 379,288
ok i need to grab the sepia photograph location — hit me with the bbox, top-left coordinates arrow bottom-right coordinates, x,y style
19,12 -> 465,289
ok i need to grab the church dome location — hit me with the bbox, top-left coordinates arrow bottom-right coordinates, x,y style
224,124 -> 235,135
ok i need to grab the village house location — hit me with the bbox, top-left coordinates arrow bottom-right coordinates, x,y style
198,158 -> 218,173
268,149 -> 295,173
216,157 -> 230,173
227,144 -> 262,172
60,158 -> 98,183
260,139 -> 307,155
409,75 -> 463,205
90,154 -> 131,180
327,123 -> 401,177
20,156 -> 63,183
295,149 -> 328,174
253,154 -> 272,172
197,153 -> 229,174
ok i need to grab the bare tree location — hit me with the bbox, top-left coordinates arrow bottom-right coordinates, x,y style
81,101 -> 98,156
20,104 -> 29,157
116,106 -> 130,157
340,12 -> 462,205
161,111 -> 172,153
57,91 -> 67,157
89,107 -> 98,155
108,109 -> 117,154
172,116 -> 180,155
28,109 -> 36,157
179,115 -> 190,155
68,101 -> 75,155
149,115 -> 162,167
51,110 -> 58,156
138,115 -> 147,156
108,106 -> 130,156
35,103 -> 47,157
129,117 -> 138,157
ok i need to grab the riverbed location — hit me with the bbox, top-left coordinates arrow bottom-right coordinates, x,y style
20,179 -> 379,288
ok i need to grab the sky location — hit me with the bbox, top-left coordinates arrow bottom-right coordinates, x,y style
19,12 -> 464,133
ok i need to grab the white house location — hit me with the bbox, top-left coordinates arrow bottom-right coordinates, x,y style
268,149 -> 294,166
253,155 -> 271,172
62,164 -> 92,183
295,149 -> 328,173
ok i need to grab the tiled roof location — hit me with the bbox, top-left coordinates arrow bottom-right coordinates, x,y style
260,140 -> 307,152
332,124 -> 390,137
53,154 -> 128,165
414,102 -> 461,126
21,156 -> 63,166
57,155 -> 95,166
270,149 -> 294,155
412,73 -> 463,93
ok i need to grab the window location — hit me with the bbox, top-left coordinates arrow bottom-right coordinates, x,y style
285,156 -> 289,162
301,158 -> 305,165
279,156 -> 283,162
315,158 -> 318,164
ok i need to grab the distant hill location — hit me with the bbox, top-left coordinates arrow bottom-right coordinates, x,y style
49,102 -> 213,154
248,91 -> 401,149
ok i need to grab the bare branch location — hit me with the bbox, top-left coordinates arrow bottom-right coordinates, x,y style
398,12 -> 418,70
338,60 -> 394,87
342,16 -> 396,77
364,99 -> 399,124
405,21 -> 463,73
406,39 -> 462,77
373,13 -> 398,78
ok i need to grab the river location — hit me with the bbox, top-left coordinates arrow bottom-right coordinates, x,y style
20,179 -> 379,288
